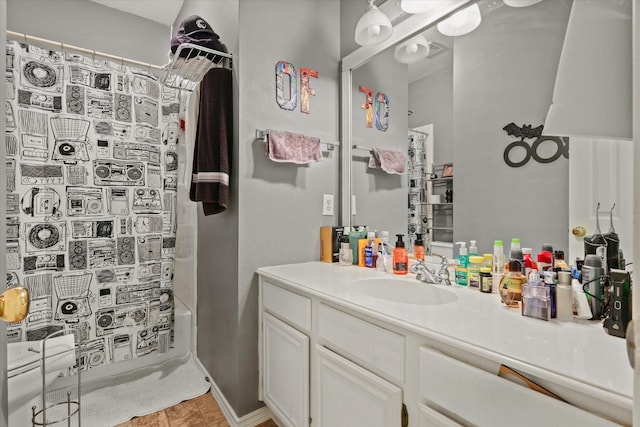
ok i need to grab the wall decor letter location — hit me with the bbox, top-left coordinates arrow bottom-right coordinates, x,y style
275,61 -> 297,111
359,86 -> 373,128
299,67 -> 318,114
374,92 -> 390,132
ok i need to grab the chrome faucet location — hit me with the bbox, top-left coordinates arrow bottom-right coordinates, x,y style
410,255 -> 452,286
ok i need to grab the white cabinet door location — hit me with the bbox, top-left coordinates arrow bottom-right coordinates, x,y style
262,312 -> 309,427
315,345 -> 402,427
418,403 -> 461,427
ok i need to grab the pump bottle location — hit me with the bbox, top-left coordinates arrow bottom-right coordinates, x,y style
393,234 -> 408,275
469,240 -> 478,256
455,242 -> 469,286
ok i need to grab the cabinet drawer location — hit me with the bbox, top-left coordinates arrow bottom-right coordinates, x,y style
262,280 -> 311,332
419,347 -> 620,426
318,303 -> 404,383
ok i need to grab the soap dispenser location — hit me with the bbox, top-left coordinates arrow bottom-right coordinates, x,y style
455,242 -> 469,286
393,234 -> 408,275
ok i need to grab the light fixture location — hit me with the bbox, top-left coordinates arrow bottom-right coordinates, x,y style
503,0 -> 543,7
394,35 -> 430,63
354,0 -> 393,46
400,0 -> 432,14
437,3 -> 482,37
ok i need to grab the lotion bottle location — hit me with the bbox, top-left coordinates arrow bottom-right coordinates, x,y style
393,234 -> 408,275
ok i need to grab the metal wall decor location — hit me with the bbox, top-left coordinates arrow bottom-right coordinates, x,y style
502,122 -> 569,167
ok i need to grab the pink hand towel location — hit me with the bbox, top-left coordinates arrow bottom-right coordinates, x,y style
267,130 -> 322,164
368,147 -> 407,175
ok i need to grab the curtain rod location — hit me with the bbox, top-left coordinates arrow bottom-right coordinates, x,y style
6,30 -> 165,71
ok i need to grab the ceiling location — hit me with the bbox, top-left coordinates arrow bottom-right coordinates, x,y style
87,0 -> 184,27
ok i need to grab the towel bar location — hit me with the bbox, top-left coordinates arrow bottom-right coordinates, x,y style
256,129 -> 340,151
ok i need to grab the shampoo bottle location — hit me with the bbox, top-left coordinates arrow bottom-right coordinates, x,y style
455,242 -> 469,286
393,234 -> 408,275
349,226 -> 366,265
414,233 -> 425,261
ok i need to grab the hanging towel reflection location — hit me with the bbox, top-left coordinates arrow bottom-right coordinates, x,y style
267,130 -> 322,164
368,147 -> 407,174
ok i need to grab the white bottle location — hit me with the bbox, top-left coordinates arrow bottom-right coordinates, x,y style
492,240 -> 505,293
556,271 -> 573,321
572,277 -> 593,319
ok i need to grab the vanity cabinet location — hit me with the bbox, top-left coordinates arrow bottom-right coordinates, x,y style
262,312 -> 309,427
315,345 -> 402,427
258,265 -> 631,426
260,281 -> 312,427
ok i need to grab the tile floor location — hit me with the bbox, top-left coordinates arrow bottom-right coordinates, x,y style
115,392 -> 278,427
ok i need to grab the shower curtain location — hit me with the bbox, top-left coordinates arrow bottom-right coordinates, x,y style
4,40 -> 179,372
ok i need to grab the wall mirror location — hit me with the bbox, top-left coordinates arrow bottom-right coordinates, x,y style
341,0 -> 633,263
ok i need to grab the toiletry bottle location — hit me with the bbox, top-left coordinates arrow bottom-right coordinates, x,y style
582,254 -> 604,319
554,250 -> 569,270
378,231 -> 392,272
364,231 -> 377,268
500,259 -> 526,308
572,274 -> 593,319
469,240 -> 478,256
543,271 -> 557,318
510,238 -> 521,252
483,254 -> 493,268
522,248 -> 539,276
414,233 -> 425,261
455,242 -> 469,286
509,248 -> 526,277
556,271 -> 573,321
492,240 -> 505,293
467,256 -> 484,289
537,244 -> 554,271
479,267 -> 492,293
349,226 -> 366,265
393,234 -> 408,275
338,235 -> 353,266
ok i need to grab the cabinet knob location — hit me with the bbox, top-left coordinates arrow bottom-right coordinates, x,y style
571,226 -> 587,237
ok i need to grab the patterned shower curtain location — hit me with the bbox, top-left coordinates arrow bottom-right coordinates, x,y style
5,40 -> 179,372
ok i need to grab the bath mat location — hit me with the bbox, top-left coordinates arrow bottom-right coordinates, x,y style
43,353 -> 210,427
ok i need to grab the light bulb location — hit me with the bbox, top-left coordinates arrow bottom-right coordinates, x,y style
367,24 -> 381,37
406,43 -> 418,54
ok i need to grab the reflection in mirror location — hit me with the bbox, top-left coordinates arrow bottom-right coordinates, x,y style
347,0 -> 632,263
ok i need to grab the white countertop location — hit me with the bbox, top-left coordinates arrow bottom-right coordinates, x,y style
257,261 -> 633,408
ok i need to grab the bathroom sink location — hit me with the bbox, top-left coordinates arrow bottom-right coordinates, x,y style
350,278 -> 458,306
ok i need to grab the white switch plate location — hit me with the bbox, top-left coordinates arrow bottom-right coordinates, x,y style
322,194 -> 334,216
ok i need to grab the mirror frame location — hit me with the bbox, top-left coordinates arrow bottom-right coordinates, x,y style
339,0 -> 472,227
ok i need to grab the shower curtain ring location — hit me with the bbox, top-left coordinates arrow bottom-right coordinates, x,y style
60,42 -> 64,53
23,33 -> 27,45
92,49 -> 96,61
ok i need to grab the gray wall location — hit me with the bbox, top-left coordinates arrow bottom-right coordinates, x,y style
409,66 -> 453,166
1,0 -> 7,425
452,0 -> 571,255
6,0 -> 169,65
351,48 -> 408,236
181,0 -> 341,417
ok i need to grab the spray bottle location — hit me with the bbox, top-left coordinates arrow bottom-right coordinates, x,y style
455,242 -> 469,286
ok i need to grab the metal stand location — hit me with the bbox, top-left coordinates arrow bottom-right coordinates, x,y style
31,329 -> 81,426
